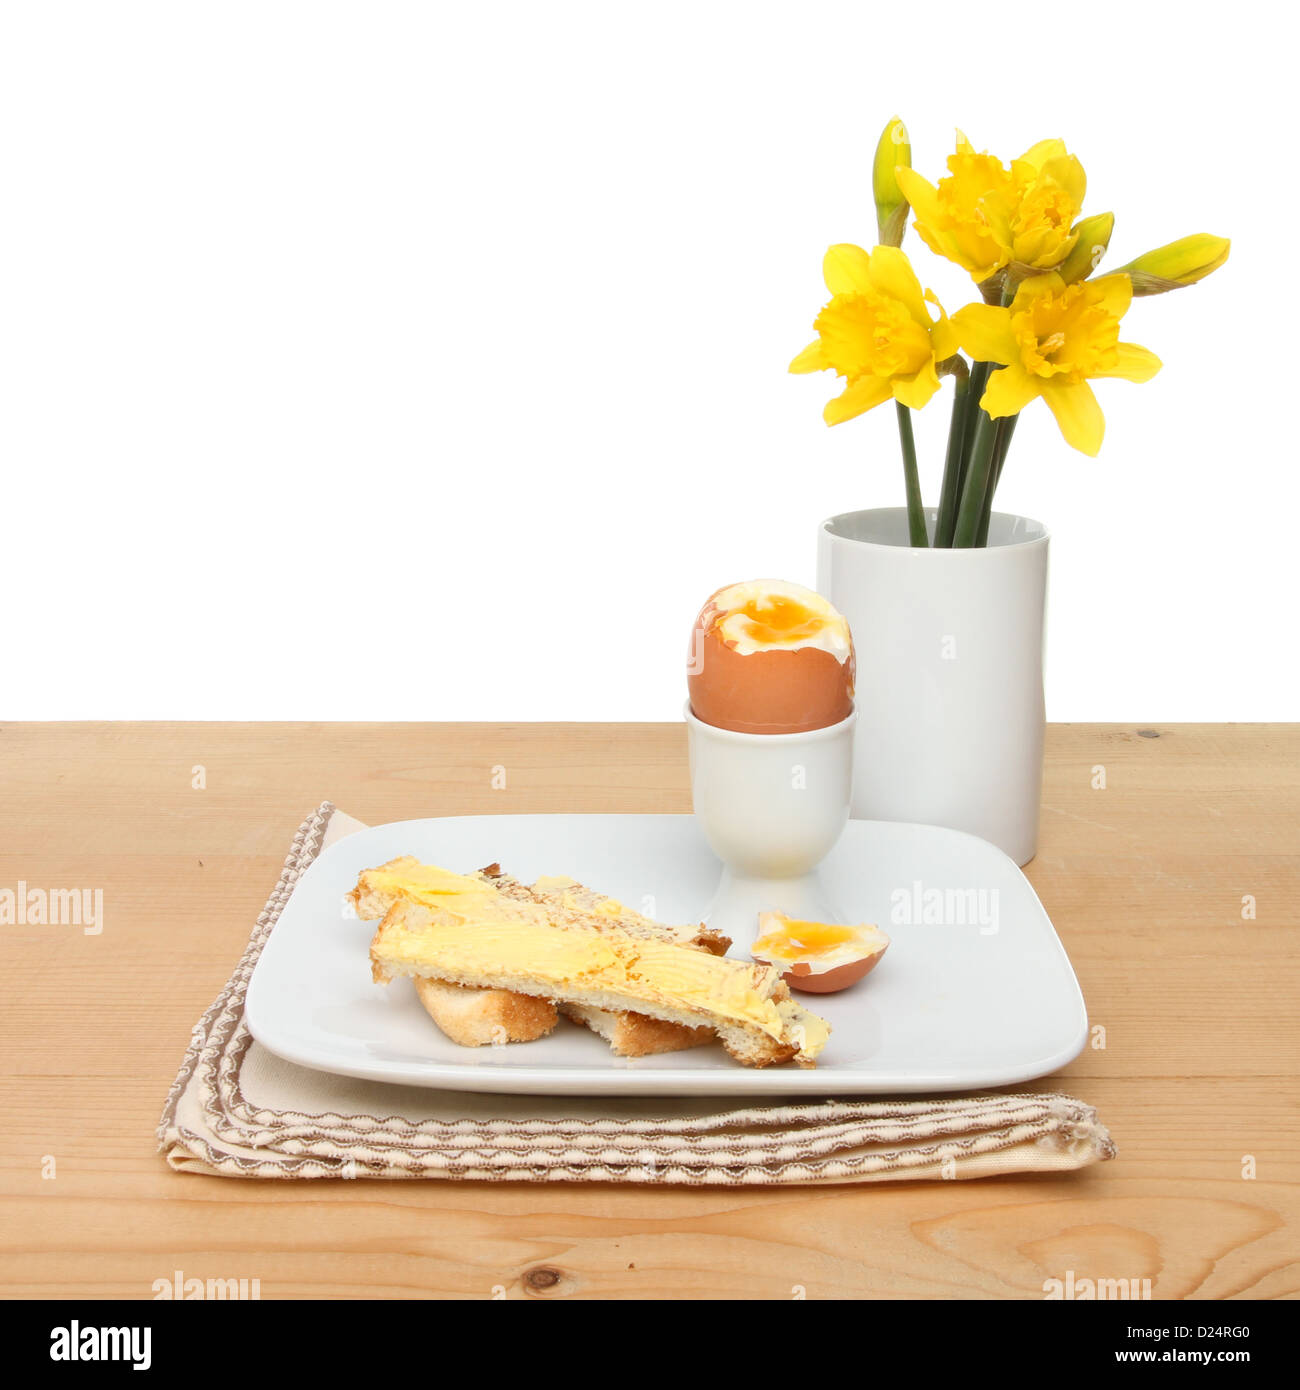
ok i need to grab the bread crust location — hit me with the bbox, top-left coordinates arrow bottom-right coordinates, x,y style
558,1003 -> 714,1058
412,977 -> 557,1047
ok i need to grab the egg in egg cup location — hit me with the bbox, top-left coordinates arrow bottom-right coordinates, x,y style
685,580 -> 858,945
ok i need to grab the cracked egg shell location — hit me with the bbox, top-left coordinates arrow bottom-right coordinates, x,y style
687,579 -> 854,735
750,912 -> 889,994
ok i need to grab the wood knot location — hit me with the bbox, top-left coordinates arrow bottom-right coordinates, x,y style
523,1265 -> 572,1296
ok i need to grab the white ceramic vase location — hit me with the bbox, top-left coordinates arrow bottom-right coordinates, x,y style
816,507 -> 1048,866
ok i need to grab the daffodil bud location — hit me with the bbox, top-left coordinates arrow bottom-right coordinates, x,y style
873,116 -> 911,248
1114,234 -> 1230,296
1058,212 -> 1115,284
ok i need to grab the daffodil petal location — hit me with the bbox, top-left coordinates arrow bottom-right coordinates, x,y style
1042,379 -> 1104,455
867,246 -> 929,329
925,290 -> 959,361
891,360 -> 941,410
1010,272 -> 1066,312
950,303 -> 1017,366
1094,342 -> 1162,383
894,167 -> 945,235
1039,153 -> 1086,207
981,363 -> 1041,418
1089,273 -> 1133,320
911,218 -> 988,279
789,340 -> 826,374
823,244 -> 873,296
1017,138 -> 1067,171
894,164 -> 932,204
824,375 -> 892,426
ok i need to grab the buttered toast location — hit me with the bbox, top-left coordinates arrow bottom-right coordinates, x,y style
365,864 -> 830,1068
352,857 -> 726,1057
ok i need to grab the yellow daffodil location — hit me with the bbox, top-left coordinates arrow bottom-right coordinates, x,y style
950,272 -> 1161,456
1113,234 -> 1231,295
790,243 -> 959,424
895,133 -> 1088,285
873,116 -> 911,248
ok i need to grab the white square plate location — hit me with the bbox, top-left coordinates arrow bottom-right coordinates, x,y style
245,814 -> 1088,1096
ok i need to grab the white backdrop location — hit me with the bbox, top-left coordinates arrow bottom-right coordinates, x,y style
2,1 -> 1294,720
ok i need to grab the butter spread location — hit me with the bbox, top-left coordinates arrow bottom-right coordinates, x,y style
363,863 -> 494,907
371,868 -> 794,1040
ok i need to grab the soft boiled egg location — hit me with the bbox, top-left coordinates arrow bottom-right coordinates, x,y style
687,579 -> 855,735
750,912 -> 889,994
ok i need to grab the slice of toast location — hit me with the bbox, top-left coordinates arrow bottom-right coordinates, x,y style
556,1003 -> 714,1057
369,890 -> 829,1068
412,977 -> 558,1047
351,857 -> 727,1057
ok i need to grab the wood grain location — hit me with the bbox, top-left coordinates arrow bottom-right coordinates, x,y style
0,722 -> 1296,1300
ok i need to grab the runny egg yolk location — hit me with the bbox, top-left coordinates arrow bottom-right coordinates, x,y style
753,919 -> 860,959
730,594 -> 826,646
750,910 -> 889,994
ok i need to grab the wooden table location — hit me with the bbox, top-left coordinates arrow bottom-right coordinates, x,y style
1,723 -> 1296,1300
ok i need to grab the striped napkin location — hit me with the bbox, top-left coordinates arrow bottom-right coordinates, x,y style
157,803 -> 1115,1185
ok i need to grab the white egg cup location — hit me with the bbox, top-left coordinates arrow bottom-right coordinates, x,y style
684,702 -> 856,948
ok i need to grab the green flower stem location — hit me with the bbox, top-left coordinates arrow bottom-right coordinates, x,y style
933,374 -> 970,549
953,283 -> 1015,549
895,402 -> 929,547
953,358 -> 992,517
951,402 -> 1000,548
974,413 -> 1019,547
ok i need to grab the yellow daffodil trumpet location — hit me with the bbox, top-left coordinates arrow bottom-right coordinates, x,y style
789,243 -> 958,422
951,272 -> 1161,458
895,133 -> 1087,287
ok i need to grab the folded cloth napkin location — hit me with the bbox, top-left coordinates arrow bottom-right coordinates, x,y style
158,803 -> 1115,1185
